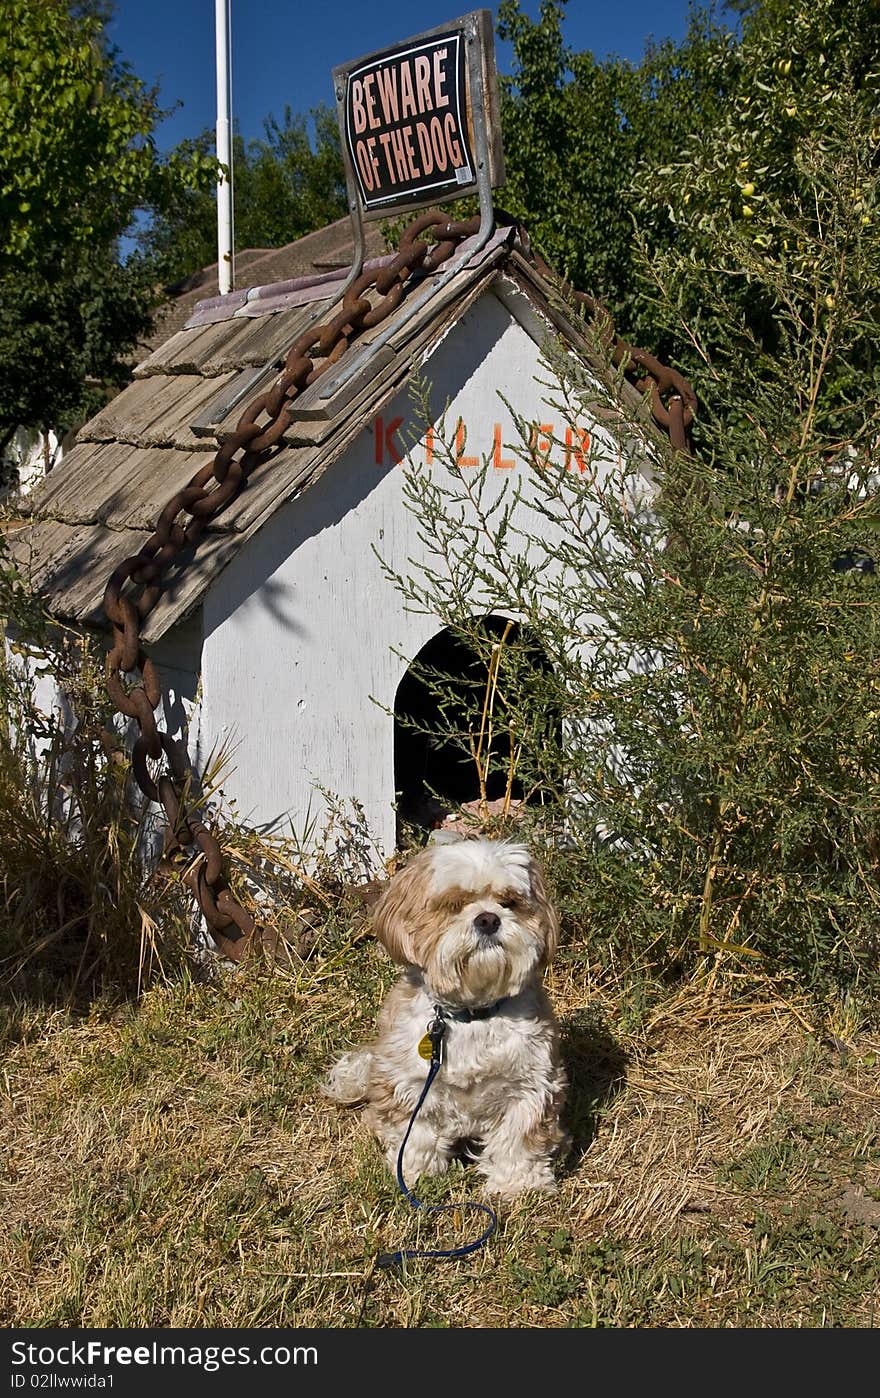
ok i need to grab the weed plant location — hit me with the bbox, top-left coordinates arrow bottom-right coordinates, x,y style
384,108 -> 880,1015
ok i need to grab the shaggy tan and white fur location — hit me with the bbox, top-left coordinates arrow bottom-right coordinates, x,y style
324,839 -> 567,1198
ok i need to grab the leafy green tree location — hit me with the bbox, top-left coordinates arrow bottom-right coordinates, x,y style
498,0 -> 879,404
496,0 -> 734,335
0,0 -> 216,441
142,106 -> 347,287
634,0 -> 880,400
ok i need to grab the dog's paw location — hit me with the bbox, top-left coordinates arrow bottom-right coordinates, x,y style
480,1164 -> 558,1199
383,1139 -> 451,1179
322,1048 -> 371,1105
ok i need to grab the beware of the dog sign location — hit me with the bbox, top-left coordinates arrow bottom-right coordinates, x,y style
333,10 -> 504,218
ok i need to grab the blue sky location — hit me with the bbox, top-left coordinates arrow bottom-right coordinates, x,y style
108,1 -> 705,154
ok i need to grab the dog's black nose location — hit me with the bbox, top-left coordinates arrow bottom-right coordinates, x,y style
474,911 -> 501,936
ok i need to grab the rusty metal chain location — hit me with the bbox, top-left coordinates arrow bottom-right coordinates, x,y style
525,244 -> 697,452
102,210 -> 697,962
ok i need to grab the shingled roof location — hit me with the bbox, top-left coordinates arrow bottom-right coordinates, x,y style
140,216 -> 388,357
7,220 -> 658,646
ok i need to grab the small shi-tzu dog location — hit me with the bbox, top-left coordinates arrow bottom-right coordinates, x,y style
324,838 -> 567,1197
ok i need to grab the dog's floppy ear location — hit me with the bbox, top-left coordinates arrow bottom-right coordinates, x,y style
371,851 -> 430,966
529,856 -> 559,967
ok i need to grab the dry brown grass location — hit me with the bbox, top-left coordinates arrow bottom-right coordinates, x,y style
1,918 -> 877,1329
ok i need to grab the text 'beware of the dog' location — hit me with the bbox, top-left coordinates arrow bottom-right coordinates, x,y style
343,32 -> 475,213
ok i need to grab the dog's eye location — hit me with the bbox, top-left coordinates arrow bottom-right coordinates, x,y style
499,896 -> 519,910
432,893 -> 468,915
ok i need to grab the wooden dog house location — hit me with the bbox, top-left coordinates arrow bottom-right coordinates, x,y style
10,220 -> 669,860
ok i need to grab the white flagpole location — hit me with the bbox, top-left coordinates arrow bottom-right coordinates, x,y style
215,0 -> 234,293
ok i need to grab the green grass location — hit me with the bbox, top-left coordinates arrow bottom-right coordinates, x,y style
1,927 -> 878,1329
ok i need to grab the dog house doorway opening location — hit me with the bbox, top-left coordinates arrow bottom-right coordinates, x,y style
393,615 -> 558,840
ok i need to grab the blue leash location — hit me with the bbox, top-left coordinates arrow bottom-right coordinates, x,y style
375,1009 -> 498,1268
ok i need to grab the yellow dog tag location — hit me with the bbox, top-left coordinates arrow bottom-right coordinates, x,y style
417,1034 -> 433,1060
